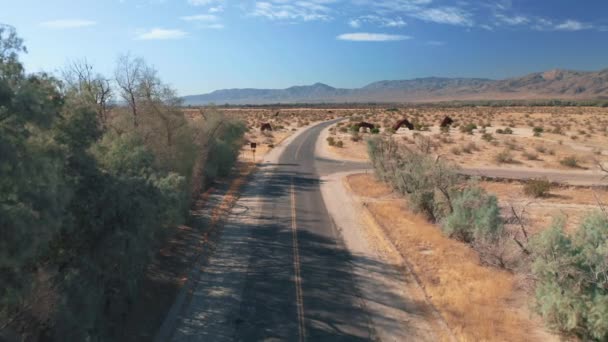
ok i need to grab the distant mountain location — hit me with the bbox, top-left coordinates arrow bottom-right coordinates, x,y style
181,69 -> 608,105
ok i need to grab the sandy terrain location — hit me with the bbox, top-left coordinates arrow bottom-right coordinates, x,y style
322,106 -> 608,174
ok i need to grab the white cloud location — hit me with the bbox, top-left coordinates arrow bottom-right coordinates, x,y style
136,28 -> 188,40
188,0 -> 223,6
180,14 -> 219,21
495,14 -> 528,25
40,19 -> 96,29
412,7 -> 473,26
337,32 -> 411,42
348,15 -> 406,28
208,6 -> 224,13
180,13 -> 224,28
554,20 -> 591,31
252,1 -> 332,21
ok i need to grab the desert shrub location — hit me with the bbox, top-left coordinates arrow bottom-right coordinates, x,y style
350,132 -> 361,142
339,126 -> 348,133
461,142 -> 477,154
496,127 -> 513,134
482,133 -> 494,142
367,137 -> 460,221
531,214 -> 608,340
460,123 -> 477,134
494,150 -> 514,164
535,145 -> 547,154
335,140 -> 344,148
442,186 -> 503,243
371,127 -> 380,134
326,136 -> 336,146
522,151 -> 539,160
523,178 -> 552,197
560,155 -> 579,168
533,126 -> 544,137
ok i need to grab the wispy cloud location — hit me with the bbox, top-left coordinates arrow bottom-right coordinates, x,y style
136,28 -> 188,40
495,14 -> 529,26
188,0 -> 224,6
366,1 -> 473,26
180,13 -> 225,28
554,20 -> 591,31
411,7 -> 473,26
252,1 -> 333,21
40,19 -> 96,29
348,15 -> 406,28
180,14 -> 219,22
337,32 -> 411,42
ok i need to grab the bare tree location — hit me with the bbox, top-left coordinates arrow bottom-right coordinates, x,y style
62,59 -> 113,128
136,64 -> 186,146
115,53 -> 144,127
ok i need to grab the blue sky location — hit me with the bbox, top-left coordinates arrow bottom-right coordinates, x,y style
1,0 -> 608,95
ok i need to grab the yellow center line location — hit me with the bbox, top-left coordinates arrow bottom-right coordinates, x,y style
291,178 -> 306,342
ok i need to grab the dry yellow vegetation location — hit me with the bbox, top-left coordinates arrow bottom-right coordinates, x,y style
346,173 -> 556,341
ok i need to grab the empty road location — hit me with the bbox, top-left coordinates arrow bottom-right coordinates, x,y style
156,120 -> 440,341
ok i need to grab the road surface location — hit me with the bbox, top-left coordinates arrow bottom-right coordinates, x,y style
157,120 -> 441,341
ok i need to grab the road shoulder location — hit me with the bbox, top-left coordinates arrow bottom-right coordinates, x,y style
319,171 -> 452,341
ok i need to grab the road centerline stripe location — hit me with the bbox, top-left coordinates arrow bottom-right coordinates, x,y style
290,177 -> 306,342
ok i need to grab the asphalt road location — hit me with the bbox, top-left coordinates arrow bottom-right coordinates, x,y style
165,120 -> 382,341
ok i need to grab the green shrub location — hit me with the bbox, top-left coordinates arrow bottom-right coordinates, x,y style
371,127 -> 380,134
560,155 -> 579,168
460,123 -> 477,135
367,137 -> 460,221
533,126 -> 544,135
531,214 -> 608,340
442,186 -> 503,243
523,178 -> 552,197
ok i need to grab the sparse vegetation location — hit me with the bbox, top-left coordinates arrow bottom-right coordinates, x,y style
523,178 -> 552,197
494,150 -> 515,164
560,155 -> 580,168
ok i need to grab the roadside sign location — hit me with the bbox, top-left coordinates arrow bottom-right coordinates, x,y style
250,142 -> 257,162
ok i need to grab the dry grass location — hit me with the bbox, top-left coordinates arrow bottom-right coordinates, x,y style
347,173 -> 555,342
479,180 -> 608,234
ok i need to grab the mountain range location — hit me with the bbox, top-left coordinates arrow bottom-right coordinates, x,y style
182,69 -> 608,105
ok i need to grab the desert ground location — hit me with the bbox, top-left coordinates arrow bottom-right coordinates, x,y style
201,104 -> 608,341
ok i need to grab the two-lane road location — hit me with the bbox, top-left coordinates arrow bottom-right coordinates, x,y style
160,120 -> 425,341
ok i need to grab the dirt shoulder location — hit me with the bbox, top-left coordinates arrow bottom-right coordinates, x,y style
341,173 -> 558,342
320,171 -> 452,342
